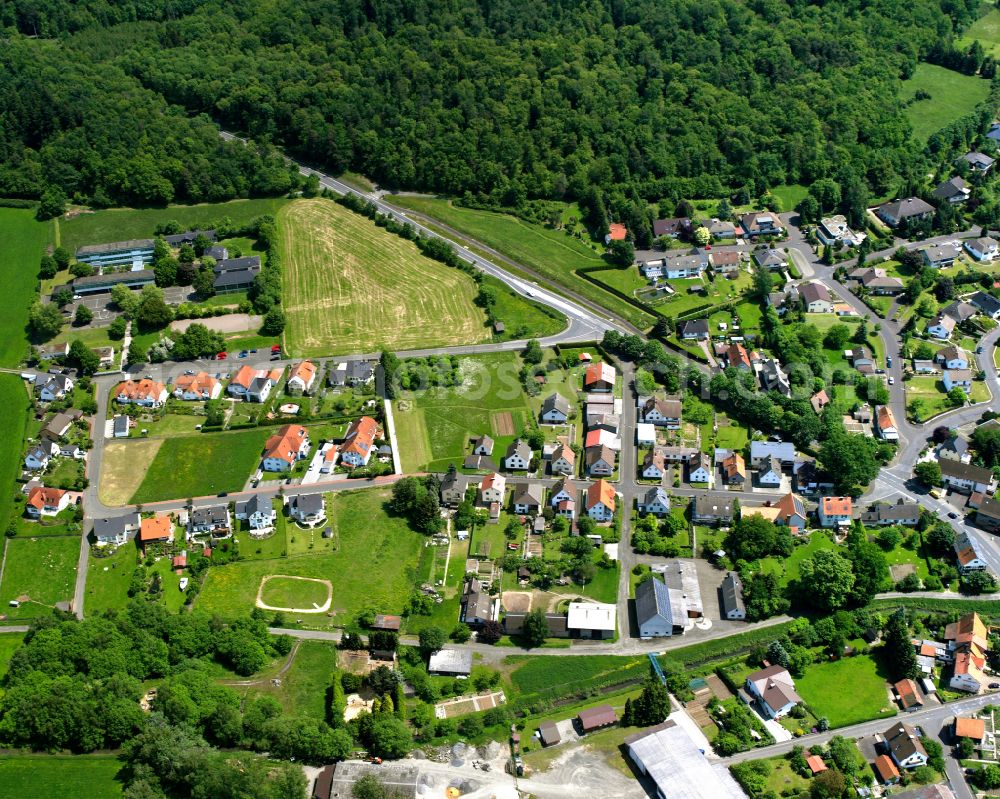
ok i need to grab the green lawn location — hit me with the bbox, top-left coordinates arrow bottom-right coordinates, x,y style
259,576 -> 331,609
905,376 -> 955,421
195,489 -> 424,627
0,632 -> 25,680
242,640 -> 339,720
0,536 -> 80,620
85,543 -> 139,615
958,8 -> 1000,58
59,198 -> 290,254
734,299 -> 764,336
0,755 -> 123,799
758,531 -> 838,588
0,208 -> 53,365
130,429 -> 267,503
127,411 -> 205,439
0,377 -> 31,534
388,196 -> 656,329
481,273 -> 567,341
901,64 -> 990,141
795,655 -> 896,728
770,184 -> 809,212
506,655 -> 647,699
395,351 -> 534,472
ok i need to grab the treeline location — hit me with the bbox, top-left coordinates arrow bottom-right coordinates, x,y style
0,0 -> 985,216
0,38 -> 299,207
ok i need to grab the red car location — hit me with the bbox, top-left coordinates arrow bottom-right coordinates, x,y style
271,344 -> 281,353
216,351 -> 228,360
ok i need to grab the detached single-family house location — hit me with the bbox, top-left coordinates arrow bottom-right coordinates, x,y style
605,223 -> 628,244
935,345 -> 969,370
940,459 -> 996,494
114,378 -> 168,408
262,424 -> 311,472
235,495 -> 277,532
642,450 -> 666,479
943,369 -> 974,394
188,505 -> 231,538
550,444 -> 575,476
550,478 -> 576,508
742,492 -> 809,534
894,679 -> 923,712
741,212 -> 785,238
540,393 -> 570,424
460,578 -> 495,627
965,237 -> 999,262
800,281 -> 833,313
876,197 -> 934,228
817,215 -> 865,247
638,487 -> 670,516
340,416 -> 379,467
961,151 -> 995,172
688,452 -> 713,484
707,218 -> 737,239
173,372 -> 221,401
758,359 -> 790,395
35,374 -> 73,402
955,530 -> 989,572
876,405 -> 899,441
641,397 -> 681,428
511,483 -> 544,515
663,252 -> 709,279
710,248 -> 742,274
504,439 -> 532,471
93,513 -> 140,546
652,217 -> 691,238
721,452 -> 747,486
938,435 -> 969,462
818,496 -> 853,527
585,480 -> 616,522
692,495 -> 733,525
286,361 -> 318,394
972,291 -> 1000,320
345,361 -> 375,386
860,498 -> 920,527
471,434 -> 494,456
811,390 -> 830,414
25,486 -> 70,517
479,472 -> 506,505
680,319 -> 710,340
289,493 -> 325,524
745,665 -> 801,719
41,411 -> 77,439
923,242 -> 961,269
942,300 -> 977,324
753,248 -> 787,270
723,342 -> 753,370
25,439 -> 58,470
932,176 -> 971,205
926,314 -> 956,340
584,362 -> 616,392
440,471 -> 470,506
586,445 -> 616,477
883,722 -> 928,769
138,515 -> 173,548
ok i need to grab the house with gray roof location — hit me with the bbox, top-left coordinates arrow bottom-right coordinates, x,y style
503,439 -> 532,471
638,487 -> 670,516
753,248 -> 787,270
540,393 -> 570,424
965,237 -> 999,262
290,493 -> 325,524
235,495 -> 276,531
877,197 -> 934,227
93,513 -> 140,546
188,505 -> 231,539
923,242 -> 961,268
749,440 -> 796,465
932,176 -> 971,204
971,291 -> 1000,319
635,576 -> 683,638
428,648 -> 473,677
721,572 -> 746,620
960,151 -> 995,172
460,578 -> 494,627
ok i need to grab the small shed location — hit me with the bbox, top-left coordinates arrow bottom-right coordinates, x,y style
373,614 -> 402,631
538,721 -> 561,747
577,704 -> 618,733
806,755 -> 827,775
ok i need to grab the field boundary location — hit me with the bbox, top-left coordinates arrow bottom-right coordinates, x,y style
256,574 -> 333,613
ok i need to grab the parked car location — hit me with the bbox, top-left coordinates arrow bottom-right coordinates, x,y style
948,511 -> 958,519
238,350 -> 248,358
888,377 -> 895,385
887,356 -> 892,367
216,352 -> 228,360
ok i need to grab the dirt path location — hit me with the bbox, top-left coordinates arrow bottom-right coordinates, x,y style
221,640 -> 301,687
255,574 -> 333,613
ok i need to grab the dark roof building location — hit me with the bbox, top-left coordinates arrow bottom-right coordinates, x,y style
577,705 -> 618,732
70,269 -> 156,295
721,572 -> 746,619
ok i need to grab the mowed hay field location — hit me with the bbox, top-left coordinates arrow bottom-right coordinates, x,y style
280,199 -> 489,356
0,536 -> 80,620
98,440 -> 163,507
901,64 -> 990,141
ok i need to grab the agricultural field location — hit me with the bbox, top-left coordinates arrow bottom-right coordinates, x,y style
958,8 -> 1000,58
0,378 -> 31,534
0,208 -> 53,365
279,198 -> 490,356
395,351 -> 535,473
85,543 -> 139,615
98,440 -> 161,507
388,195 -> 656,329
128,429 -> 268,504
795,655 -> 896,728
0,536 -> 80,620
195,489 -> 425,626
901,64 -> 990,141
59,197 -> 290,253
506,654 -> 647,700
0,755 -> 123,799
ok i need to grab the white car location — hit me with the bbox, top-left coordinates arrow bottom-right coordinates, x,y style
179,577 -> 189,591
888,377 -> 895,385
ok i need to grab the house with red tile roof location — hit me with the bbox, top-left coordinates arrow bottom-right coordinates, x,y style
286,361 -> 317,394
873,754 -> 900,785
817,496 -> 852,527
25,486 -> 70,517
604,223 -> 627,244
479,472 -> 506,505
173,372 -> 221,401
114,378 -> 168,408
139,515 -> 173,546
262,424 -> 311,472
340,416 -> 379,467
586,479 -> 616,522
584,362 -> 616,392
876,405 -> 899,441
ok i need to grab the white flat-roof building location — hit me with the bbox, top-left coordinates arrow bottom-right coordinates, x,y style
626,717 -> 747,799
637,422 -> 656,446
566,602 -> 616,639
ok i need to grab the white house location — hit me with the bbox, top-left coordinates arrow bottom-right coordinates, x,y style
745,665 -> 801,719
504,440 -> 532,471
36,374 -> 73,402
935,345 -> 969,370
971,291 -> 1000,320
549,445 -> 575,476
173,372 -> 221,401
25,486 -> 70,517
289,493 -> 325,524
540,394 -> 570,424
756,457 -> 783,487
876,406 -> 899,441
235,495 -> 277,533
585,480 -> 616,522
799,282 -> 833,313
642,450 -> 665,479
92,513 -> 140,546
636,423 -> 656,447
965,237 -> 999,262
688,453 -> 713,484
817,496 -> 853,528
261,425 -> 311,472
25,440 -> 58,470
641,397 -> 681,428
943,369 -> 974,394
884,722 -> 929,770
286,361 -> 317,394
550,479 -> 576,508
634,576 -> 682,638
817,215 -> 865,247
926,314 -> 956,340
637,487 -> 670,516
940,459 -> 997,494
479,472 -> 506,505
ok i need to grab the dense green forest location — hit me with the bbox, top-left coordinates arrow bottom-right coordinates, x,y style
0,0 -> 993,218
